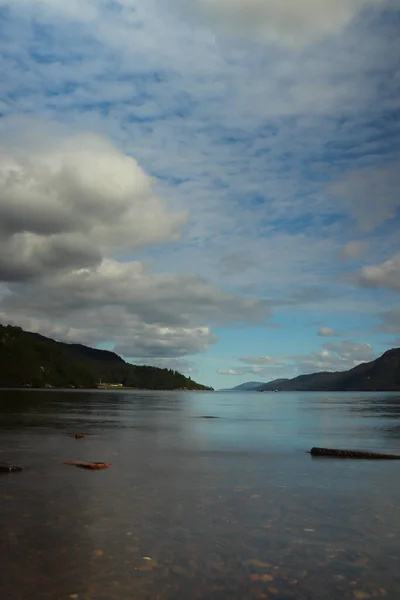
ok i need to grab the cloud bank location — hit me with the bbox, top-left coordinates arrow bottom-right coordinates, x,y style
0,126 -> 186,283
184,0 -> 385,45
219,340 -> 375,379
1,0 -> 399,386
0,122 -> 272,360
295,340 -> 374,371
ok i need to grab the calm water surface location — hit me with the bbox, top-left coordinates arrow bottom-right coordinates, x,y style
1,390 -> 400,600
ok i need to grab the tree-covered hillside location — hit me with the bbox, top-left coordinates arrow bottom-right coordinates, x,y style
259,348 -> 400,392
0,325 -> 212,390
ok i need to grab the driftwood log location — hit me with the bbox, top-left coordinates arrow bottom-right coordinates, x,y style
0,463 -> 23,473
310,447 -> 400,459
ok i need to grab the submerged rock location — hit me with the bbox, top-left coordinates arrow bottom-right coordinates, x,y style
198,415 -> 220,419
0,463 -> 22,473
63,460 -> 111,470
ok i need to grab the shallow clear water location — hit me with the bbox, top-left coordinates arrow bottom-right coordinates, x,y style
1,389 -> 400,600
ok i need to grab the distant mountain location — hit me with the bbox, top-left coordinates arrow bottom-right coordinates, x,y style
220,378 -> 289,391
260,372 -> 339,392
231,381 -> 266,391
257,378 -> 290,390
0,324 -> 213,391
259,349 -> 400,392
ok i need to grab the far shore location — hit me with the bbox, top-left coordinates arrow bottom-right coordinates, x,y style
0,386 -> 212,392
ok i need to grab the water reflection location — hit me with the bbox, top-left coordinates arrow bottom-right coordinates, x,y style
1,390 -> 400,599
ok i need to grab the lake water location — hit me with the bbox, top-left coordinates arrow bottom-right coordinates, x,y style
1,389 -> 400,600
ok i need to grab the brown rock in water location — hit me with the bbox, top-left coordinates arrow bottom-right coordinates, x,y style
310,447 -> 400,459
0,463 -> 22,473
74,433 -> 85,439
63,460 -> 111,470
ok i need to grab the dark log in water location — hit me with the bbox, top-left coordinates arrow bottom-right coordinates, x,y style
310,447 -> 400,459
0,463 -> 23,473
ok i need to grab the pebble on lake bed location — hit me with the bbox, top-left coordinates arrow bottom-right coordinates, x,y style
245,559 -> 271,568
250,574 -> 274,582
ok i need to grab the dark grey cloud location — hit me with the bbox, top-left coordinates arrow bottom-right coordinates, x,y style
0,255 -> 273,357
1,260 -> 271,326
0,235 -> 101,282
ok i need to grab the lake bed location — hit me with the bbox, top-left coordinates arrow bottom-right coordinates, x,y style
1,389 -> 400,600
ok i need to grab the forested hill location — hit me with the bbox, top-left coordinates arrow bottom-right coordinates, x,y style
0,324 -> 212,390
259,348 -> 400,392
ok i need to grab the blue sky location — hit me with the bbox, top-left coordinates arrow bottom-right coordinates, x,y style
0,0 -> 399,389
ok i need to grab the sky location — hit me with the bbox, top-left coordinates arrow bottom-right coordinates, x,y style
0,0 -> 399,389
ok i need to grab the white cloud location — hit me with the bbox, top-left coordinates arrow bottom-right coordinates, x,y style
217,365 -> 287,377
113,322 -> 216,358
317,326 -> 337,337
0,313 -> 97,345
10,0 -> 384,48
323,340 -> 373,360
0,0 -> 98,21
331,164 -> 400,231
0,121 -> 273,359
219,340 -> 374,378
218,368 -> 242,375
1,259 -> 271,325
0,306 -> 217,358
340,241 -> 369,260
0,124 -> 186,281
295,340 -> 374,371
0,256 -> 272,357
377,309 -> 400,334
239,355 -> 285,365
357,253 -> 400,291
182,0 -> 385,46
217,355 -> 289,378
